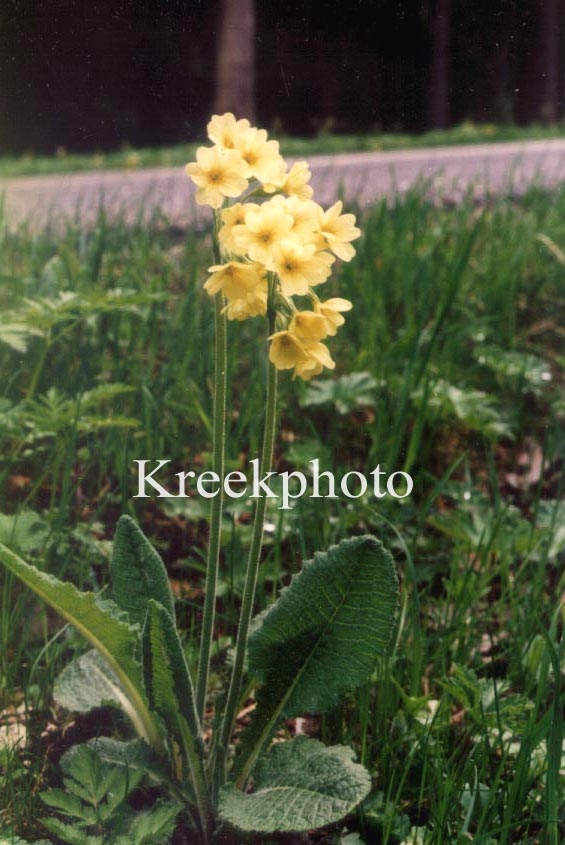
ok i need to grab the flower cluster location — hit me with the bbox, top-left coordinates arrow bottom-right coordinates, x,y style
186,113 -> 360,380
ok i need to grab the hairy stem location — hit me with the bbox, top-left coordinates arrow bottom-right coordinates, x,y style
213,274 -> 278,784
196,212 -> 227,723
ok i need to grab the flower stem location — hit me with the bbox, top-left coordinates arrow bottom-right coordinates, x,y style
195,214 -> 227,724
213,275 -> 278,783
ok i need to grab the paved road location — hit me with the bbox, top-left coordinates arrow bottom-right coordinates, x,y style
3,137 -> 565,231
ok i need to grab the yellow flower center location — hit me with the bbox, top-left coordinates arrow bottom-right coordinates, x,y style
209,170 -> 221,183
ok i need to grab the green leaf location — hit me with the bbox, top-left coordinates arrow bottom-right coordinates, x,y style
126,800 -> 180,845
238,536 -> 398,780
41,743 -> 175,845
300,371 -> 378,415
141,600 -> 201,749
111,515 -> 175,627
41,818 -> 101,845
219,737 -> 371,833
0,543 -> 162,751
360,790 -> 411,840
0,837 -> 51,845
0,510 -> 48,554
413,379 -> 512,440
22,386 -> 139,438
473,345 -> 551,396
0,322 -> 43,353
141,600 -> 210,833
58,744 -> 143,814
41,789 -> 98,825
79,737 -> 168,785
535,499 -> 565,561
54,649 -> 130,713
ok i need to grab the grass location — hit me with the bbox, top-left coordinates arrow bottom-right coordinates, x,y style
0,182 -> 564,843
1,120 -> 565,180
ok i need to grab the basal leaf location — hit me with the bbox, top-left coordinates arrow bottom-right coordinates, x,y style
0,543 -> 162,751
141,600 -> 210,832
111,515 -> 175,627
250,535 -> 398,713
54,649 -> 130,714
141,599 -> 200,747
238,535 -> 398,780
219,737 -> 371,833
0,510 -> 48,554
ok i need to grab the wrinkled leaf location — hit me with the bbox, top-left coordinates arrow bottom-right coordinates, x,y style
111,515 -> 175,627
141,600 -> 200,747
78,737 -> 168,785
237,536 -> 398,779
141,600 -> 209,829
54,650 -> 132,716
0,543 -> 161,751
0,510 -> 48,554
219,737 -> 370,833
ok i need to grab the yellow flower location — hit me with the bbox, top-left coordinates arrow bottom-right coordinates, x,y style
294,344 -> 334,380
272,196 -> 320,244
234,127 -> 286,185
223,282 -> 268,321
233,202 -> 294,264
282,161 -> 314,199
269,331 -> 308,370
289,310 -> 328,341
317,201 -> 361,261
314,297 -> 353,336
207,113 -> 251,149
263,161 -> 313,198
186,146 -> 248,209
269,330 -> 335,380
271,238 -> 335,296
204,261 -> 265,300
218,202 -> 260,253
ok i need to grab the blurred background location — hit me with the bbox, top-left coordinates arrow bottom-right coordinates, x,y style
1,0 -> 564,156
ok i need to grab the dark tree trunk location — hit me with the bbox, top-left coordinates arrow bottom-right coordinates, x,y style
540,0 -> 561,122
426,0 -> 451,129
214,0 -> 256,123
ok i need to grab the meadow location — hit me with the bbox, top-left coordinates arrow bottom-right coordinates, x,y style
0,181 -> 564,844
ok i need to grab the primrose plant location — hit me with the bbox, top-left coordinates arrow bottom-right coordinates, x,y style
0,114 -> 399,844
